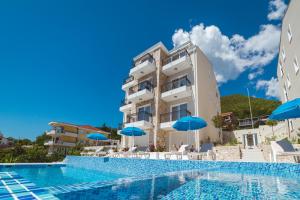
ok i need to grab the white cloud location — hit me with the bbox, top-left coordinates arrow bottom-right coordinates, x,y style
268,0 -> 287,20
256,77 -> 280,99
172,24 -> 281,83
248,69 -> 264,80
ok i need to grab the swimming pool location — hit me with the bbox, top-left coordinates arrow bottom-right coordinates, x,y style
1,156 -> 300,199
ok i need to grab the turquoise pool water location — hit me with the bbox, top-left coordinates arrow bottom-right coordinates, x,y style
1,157 -> 300,199
1,165 -> 126,187
56,170 -> 300,200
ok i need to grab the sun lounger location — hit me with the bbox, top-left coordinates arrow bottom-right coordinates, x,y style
80,146 -> 104,156
133,147 -> 150,159
164,145 -> 189,160
271,139 -> 300,162
188,143 -> 215,160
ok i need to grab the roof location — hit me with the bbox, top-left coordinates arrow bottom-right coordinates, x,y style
133,41 -> 168,61
48,122 -> 110,134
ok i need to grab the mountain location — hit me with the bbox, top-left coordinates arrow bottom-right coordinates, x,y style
221,94 -> 281,119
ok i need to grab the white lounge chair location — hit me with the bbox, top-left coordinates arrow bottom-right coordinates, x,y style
188,143 -> 215,160
80,146 -> 104,156
164,145 -> 189,160
271,139 -> 300,163
112,147 -> 138,158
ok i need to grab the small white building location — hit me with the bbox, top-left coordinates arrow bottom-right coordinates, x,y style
0,132 -> 9,146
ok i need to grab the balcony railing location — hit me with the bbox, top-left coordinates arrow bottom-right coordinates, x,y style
160,110 -> 191,123
120,99 -> 132,106
161,76 -> 191,93
131,54 -> 155,69
123,76 -> 134,85
126,111 -> 152,123
162,49 -> 189,66
128,81 -> 154,95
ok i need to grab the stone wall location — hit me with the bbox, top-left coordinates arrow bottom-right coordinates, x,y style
214,145 -> 241,161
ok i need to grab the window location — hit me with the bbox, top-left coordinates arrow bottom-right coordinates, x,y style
293,56 -> 299,74
283,84 -> 288,102
171,103 -> 188,121
137,105 -> 151,122
279,61 -> 284,77
171,75 -> 188,89
290,120 -> 294,131
282,47 -> 286,62
286,73 -> 291,89
287,24 -> 293,43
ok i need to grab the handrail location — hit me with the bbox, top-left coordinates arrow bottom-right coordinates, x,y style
126,111 -> 152,123
161,76 -> 191,93
131,53 -> 155,69
123,76 -> 134,84
160,110 -> 191,123
120,99 -> 131,106
162,49 -> 189,66
128,80 -> 154,95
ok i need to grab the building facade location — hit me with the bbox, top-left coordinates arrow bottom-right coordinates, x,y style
0,132 -> 9,147
45,122 -> 109,154
119,41 -> 221,151
277,0 -> 300,137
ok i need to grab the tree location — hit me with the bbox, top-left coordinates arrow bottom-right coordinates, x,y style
35,132 -> 51,146
97,123 -> 121,140
266,120 -> 278,136
212,115 -> 224,144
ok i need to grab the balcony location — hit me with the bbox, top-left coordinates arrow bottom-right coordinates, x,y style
123,111 -> 153,129
161,77 -> 192,102
46,130 -> 56,136
119,99 -> 132,113
46,130 -> 78,138
122,76 -> 137,91
129,55 -> 156,79
160,110 -> 191,130
127,81 -> 154,103
162,49 -> 191,76
44,140 -> 76,147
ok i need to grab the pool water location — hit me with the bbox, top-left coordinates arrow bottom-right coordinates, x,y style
56,170 -> 300,200
2,165 -> 126,187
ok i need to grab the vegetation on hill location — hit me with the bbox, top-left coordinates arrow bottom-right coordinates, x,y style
221,94 -> 281,119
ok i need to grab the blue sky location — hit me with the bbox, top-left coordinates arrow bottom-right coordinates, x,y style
0,0 -> 286,139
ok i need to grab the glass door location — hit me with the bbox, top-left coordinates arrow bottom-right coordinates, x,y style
171,103 -> 188,121
138,105 -> 151,122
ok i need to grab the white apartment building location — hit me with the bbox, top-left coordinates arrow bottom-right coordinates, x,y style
277,0 -> 300,137
119,41 -> 221,151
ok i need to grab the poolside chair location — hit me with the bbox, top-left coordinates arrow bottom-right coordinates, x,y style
188,143 -> 215,160
80,146 -> 104,156
271,139 -> 300,163
164,145 -> 189,160
134,147 -> 151,159
94,147 -> 110,157
122,146 -> 138,158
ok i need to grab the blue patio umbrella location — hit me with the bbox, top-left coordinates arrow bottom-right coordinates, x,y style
172,116 -> 207,150
269,98 -> 300,121
120,127 -> 146,136
120,127 -> 145,147
173,116 -> 207,131
87,133 -> 108,146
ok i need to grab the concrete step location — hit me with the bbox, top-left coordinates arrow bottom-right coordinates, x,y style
241,148 -> 266,162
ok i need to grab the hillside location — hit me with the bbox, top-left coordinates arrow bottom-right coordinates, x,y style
221,94 -> 281,119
